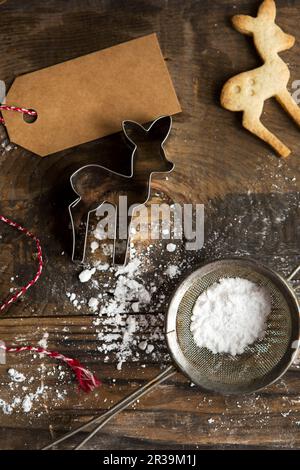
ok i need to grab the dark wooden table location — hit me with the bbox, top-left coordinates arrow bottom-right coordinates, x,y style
0,0 -> 300,450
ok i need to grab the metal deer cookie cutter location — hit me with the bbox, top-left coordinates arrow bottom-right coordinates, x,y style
69,115 -> 174,265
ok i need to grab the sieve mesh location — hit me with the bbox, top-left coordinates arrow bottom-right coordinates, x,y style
171,261 -> 299,393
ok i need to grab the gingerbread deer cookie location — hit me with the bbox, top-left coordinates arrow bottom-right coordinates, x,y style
221,0 -> 300,157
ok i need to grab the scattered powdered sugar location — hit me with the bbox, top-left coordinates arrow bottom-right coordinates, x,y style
0,398 -> 17,415
114,258 -> 141,277
38,332 -> 49,350
166,243 -> 176,252
191,278 -> 271,356
92,258 -> 165,369
79,267 -> 96,283
64,198 -> 190,369
1,138 -> 16,154
0,365 -> 68,416
22,395 -> 33,413
66,291 -> 85,310
165,264 -> 180,278
94,219 -> 108,240
96,312 -> 166,370
90,241 -> 99,253
116,316 -> 136,370
138,340 -> 148,351
7,369 -> 25,383
88,297 -> 99,311
102,277 -> 150,314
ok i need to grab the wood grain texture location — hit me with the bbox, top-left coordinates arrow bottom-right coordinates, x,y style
0,0 -> 300,450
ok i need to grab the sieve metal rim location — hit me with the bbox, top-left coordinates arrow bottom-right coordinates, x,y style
165,258 -> 300,394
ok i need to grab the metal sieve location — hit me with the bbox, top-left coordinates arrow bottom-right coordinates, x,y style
166,258 -> 300,394
43,258 -> 300,450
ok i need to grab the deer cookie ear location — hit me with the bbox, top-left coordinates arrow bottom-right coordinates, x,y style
232,15 -> 256,35
148,116 -> 172,142
122,120 -> 146,144
258,0 -> 276,21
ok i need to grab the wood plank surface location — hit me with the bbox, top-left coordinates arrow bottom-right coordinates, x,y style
0,0 -> 300,450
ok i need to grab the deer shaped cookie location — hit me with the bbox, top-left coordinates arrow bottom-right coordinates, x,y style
69,115 -> 174,265
221,0 -> 300,157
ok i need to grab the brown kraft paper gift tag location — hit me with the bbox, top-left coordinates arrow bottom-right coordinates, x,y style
2,33 -> 181,157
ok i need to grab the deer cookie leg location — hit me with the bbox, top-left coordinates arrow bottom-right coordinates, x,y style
242,108 -> 291,157
276,89 -> 300,128
69,199 -> 90,262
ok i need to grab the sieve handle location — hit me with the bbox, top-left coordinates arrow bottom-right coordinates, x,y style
287,265 -> 300,282
42,365 -> 176,450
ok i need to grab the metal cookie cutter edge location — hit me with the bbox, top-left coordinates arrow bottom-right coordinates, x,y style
68,115 -> 174,265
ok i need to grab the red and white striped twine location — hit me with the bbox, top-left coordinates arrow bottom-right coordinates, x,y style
0,215 -> 43,313
0,105 -> 37,124
0,345 -> 101,393
0,105 -> 100,392
0,215 -> 100,393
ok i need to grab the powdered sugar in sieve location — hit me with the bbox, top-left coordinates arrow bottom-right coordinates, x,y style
190,277 -> 271,356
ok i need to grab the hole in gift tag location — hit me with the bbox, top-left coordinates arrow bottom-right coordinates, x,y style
23,109 -> 37,124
